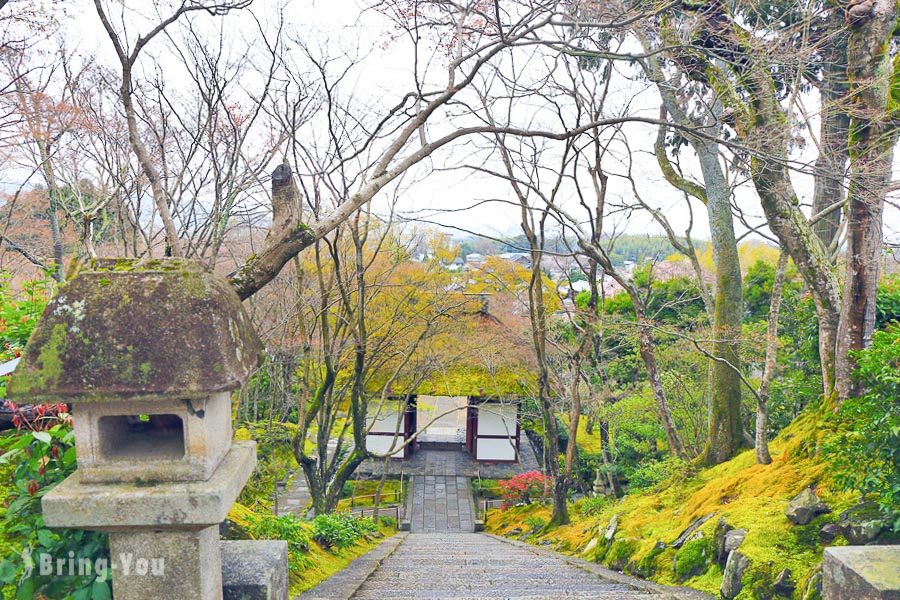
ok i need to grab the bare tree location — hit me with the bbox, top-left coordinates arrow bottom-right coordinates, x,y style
92,0 -> 253,257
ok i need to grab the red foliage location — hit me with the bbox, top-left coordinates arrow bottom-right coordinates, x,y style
2,400 -> 70,431
497,470 -> 549,506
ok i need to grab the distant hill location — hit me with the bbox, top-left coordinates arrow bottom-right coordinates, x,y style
457,234 -> 685,268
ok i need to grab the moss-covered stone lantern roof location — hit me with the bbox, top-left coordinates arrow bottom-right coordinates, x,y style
8,258 -> 264,403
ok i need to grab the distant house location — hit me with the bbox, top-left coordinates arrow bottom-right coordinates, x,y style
498,252 -> 531,267
570,280 -> 590,294
447,256 -> 464,272
465,253 -> 485,265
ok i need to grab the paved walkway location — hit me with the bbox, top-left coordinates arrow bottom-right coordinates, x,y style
349,533 -> 663,599
299,457 -> 711,599
408,475 -> 475,533
277,470 -> 311,518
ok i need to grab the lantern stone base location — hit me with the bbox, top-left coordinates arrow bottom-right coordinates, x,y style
109,526 -> 222,600
42,441 -> 256,530
823,546 -> 900,600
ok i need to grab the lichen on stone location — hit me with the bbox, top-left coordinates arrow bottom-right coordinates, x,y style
8,258 -> 264,403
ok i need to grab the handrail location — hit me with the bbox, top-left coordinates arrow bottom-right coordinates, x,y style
352,505 -> 401,522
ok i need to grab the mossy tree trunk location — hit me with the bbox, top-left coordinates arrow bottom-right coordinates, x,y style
756,252 -> 789,464
834,0 -> 899,402
696,141 -> 744,465
667,4 -> 843,402
638,37 -> 745,465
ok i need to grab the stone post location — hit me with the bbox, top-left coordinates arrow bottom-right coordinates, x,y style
8,259 -> 274,600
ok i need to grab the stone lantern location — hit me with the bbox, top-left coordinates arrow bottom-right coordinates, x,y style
593,468 -> 606,496
8,258 -> 278,599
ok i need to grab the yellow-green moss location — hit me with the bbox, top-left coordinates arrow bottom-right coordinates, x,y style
674,538 -> 712,581
26,322 -> 68,391
486,413 -> 857,596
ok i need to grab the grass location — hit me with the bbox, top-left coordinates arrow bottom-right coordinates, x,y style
486,412 -> 856,599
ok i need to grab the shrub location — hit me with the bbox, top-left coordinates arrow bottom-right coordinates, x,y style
378,516 -> 398,528
825,325 -> 900,525
497,471 -> 549,505
246,513 -> 310,571
579,495 -> 611,517
471,478 -> 502,499
0,420 -> 111,599
876,274 -> 900,329
626,456 -> 690,491
312,513 -> 378,550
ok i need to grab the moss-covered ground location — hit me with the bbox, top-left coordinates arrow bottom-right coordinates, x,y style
486,413 -> 855,599
289,525 -> 393,595
572,417 -> 602,454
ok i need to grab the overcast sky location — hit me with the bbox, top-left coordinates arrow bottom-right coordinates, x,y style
31,0 -> 900,247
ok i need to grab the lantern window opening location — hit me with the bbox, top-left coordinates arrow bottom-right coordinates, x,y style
98,414 -> 186,461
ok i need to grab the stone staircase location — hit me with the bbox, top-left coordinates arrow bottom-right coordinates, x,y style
350,533 -> 656,599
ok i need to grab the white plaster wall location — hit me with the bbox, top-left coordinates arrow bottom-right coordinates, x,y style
367,404 -> 405,435
365,434 -> 406,456
476,437 -> 517,461
477,403 -> 517,436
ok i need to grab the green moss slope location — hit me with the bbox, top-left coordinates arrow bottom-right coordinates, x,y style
486,413 -> 856,598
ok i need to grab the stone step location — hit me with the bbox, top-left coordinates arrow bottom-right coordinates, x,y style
357,579 -> 636,589
354,584 -> 650,597
349,532 -> 658,600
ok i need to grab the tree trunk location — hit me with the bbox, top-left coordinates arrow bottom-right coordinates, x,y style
667,4 -> 843,401
812,40 -> 850,249
751,153 -> 842,398
119,69 -> 183,257
639,42 -> 744,464
564,358 -> 583,495
525,221 -> 568,526
577,240 -> 686,461
635,304 -> 685,459
756,252 -> 789,464
834,0 -> 899,403
696,142 -> 744,465
599,420 -> 622,497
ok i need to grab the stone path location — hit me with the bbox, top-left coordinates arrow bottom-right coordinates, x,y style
350,533 -> 661,599
299,453 -> 711,600
408,475 -> 475,533
277,471 -> 311,518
